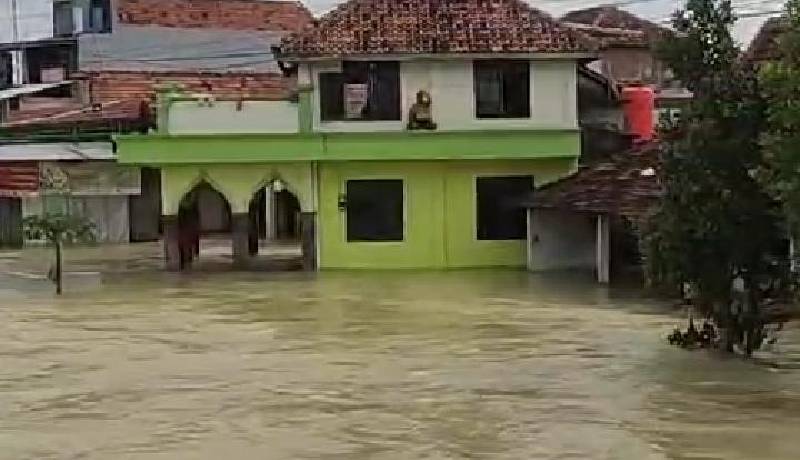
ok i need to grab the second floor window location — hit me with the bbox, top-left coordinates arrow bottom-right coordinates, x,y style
474,60 -> 530,119
319,61 -> 401,122
53,1 -> 75,36
89,0 -> 112,33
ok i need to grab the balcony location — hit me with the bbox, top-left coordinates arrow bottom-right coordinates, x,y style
115,98 -> 581,165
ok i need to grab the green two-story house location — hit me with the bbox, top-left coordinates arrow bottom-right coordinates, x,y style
116,0 -> 591,271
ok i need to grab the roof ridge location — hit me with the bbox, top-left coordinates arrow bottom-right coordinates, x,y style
279,0 -> 592,58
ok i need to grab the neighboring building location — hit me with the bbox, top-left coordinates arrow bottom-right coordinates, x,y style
576,64 -> 630,162
0,0 -> 80,123
0,141 -> 144,246
116,0 -> 591,271
524,142 -> 661,283
0,160 -> 38,248
746,16 -> 787,64
562,6 -> 691,133
76,0 -> 312,105
562,6 -> 671,85
519,7 -> 679,282
2,0 -> 312,245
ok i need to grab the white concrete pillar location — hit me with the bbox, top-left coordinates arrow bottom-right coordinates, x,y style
11,51 -> 24,86
264,188 -> 276,240
596,214 -> 610,283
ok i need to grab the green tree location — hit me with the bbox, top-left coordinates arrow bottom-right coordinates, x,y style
645,0 -> 786,353
23,213 -> 95,295
760,0 -> 800,253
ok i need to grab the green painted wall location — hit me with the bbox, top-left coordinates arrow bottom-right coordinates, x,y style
160,163 -> 315,214
116,129 -> 580,164
318,158 -> 576,269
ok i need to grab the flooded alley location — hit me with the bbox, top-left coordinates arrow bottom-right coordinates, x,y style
1,248 -> 799,460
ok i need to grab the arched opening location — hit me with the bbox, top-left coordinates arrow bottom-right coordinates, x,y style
274,190 -> 302,241
245,185 -> 303,269
165,179 -> 309,272
174,180 -> 233,269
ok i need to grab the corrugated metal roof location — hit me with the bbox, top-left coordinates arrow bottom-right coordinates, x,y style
0,142 -> 115,161
79,25 -> 283,73
0,162 -> 39,196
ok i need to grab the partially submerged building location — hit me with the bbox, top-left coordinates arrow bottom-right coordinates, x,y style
524,141 -> 661,282
0,141 -> 143,246
1,0 -> 312,249
116,0 -> 592,271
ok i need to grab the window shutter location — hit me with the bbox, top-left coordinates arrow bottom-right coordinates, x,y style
370,62 -> 401,120
319,72 -> 344,121
503,62 -> 530,118
475,62 -> 504,117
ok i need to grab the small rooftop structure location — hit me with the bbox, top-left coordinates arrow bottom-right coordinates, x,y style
561,6 -> 671,47
524,142 -> 662,225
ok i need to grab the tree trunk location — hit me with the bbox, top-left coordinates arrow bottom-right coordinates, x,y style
55,239 -> 62,296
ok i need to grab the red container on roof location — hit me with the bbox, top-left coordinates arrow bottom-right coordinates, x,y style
622,86 -> 655,141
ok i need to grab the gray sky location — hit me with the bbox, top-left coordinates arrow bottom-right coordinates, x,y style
300,0 -> 785,46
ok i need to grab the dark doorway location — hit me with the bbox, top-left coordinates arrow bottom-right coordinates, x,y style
0,197 -> 23,248
274,189 -> 301,241
610,216 -> 644,281
129,167 -> 161,242
244,187 -> 303,268
174,181 -> 232,269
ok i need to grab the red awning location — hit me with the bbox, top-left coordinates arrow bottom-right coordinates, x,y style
0,162 -> 39,197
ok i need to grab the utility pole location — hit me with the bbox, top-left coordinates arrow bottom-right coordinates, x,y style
9,0 -> 23,86
10,0 -> 19,43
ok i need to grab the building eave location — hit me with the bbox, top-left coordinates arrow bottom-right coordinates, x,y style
278,52 -> 598,63
0,36 -> 77,52
115,129 -> 581,165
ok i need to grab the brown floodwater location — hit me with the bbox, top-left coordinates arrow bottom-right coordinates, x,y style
1,245 -> 799,459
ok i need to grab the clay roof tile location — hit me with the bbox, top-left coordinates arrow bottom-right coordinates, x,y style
279,0 -> 592,58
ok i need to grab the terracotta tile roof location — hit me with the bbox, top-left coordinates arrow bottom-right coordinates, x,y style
563,22 -> 649,48
561,6 -> 671,48
525,141 -> 662,225
116,0 -> 313,32
745,16 -> 787,63
278,0 -> 592,58
2,99 -> 152,134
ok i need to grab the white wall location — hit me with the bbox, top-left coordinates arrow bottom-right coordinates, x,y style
0,0 -> 54,43
0,0 -> 14,43
527,209 -> 596,271
168,100 -> 299,134
310,59 -> 578,132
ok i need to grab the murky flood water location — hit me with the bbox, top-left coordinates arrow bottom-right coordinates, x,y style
1,246 -> 800,459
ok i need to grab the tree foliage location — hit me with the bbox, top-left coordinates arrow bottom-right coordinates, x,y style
23,213 -> 96,245
23,212 -> 95,295
645,0 -> 787,352
760,0 -> 800,238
